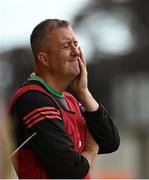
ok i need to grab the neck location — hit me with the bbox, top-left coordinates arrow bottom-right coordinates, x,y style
35,72 -> 70,93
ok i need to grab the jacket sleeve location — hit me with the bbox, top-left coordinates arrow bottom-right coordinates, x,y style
82,104 -> 120,154
14,91 -> 89,179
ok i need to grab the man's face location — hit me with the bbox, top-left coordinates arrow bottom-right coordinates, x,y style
44,26 -> 81,80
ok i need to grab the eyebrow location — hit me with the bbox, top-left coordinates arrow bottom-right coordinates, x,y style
61,40 -> 78,45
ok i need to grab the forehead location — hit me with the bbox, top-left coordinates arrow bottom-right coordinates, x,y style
47,26 -> 77,44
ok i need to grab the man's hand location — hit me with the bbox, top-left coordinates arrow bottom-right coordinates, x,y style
71,47 -> 88,95
71,47 -> 99,112
81,130 -> 99,168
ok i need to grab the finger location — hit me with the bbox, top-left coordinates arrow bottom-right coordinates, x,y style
78,58 -> 85,72
78,47 -> 86,66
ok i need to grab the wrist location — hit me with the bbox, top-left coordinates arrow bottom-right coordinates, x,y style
77,89 -> 99,112
76,88 -> 90,100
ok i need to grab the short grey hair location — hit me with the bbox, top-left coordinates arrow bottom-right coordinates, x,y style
30,19 -> 70,57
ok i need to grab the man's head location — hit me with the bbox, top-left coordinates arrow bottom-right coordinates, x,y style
30,19 -> 81,82
30,19 -> 70,59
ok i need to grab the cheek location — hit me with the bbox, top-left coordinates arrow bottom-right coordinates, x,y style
60,49 -> 70,58
50,50 -> 70,70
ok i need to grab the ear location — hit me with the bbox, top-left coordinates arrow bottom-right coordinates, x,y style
37,52 -> 49,67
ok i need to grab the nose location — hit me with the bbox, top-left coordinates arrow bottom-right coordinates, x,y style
70,45 -> 80,56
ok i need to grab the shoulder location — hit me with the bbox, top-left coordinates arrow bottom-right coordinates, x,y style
12,79 -> 57,106
10,82 -> 60,118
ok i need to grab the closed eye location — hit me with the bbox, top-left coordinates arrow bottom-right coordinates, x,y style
62,43 -> 69,49
74,41 -> 78,47
61,41 -> 78,50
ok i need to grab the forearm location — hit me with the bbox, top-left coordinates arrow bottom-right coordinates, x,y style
83,105 -> 120,154
27,124 -> 90,179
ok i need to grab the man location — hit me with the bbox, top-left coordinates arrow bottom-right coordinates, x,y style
9,19 -> 120,179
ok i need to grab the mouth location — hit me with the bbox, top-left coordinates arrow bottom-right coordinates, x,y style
70,60 -> 79,66
68,58 -> 80,75
70,57 -> 79,62
69,58 -> 80,71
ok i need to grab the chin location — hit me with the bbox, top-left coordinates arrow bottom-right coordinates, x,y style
74,68 -> 80,76
73,72 -> 80,80
68,67 -> 80,78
